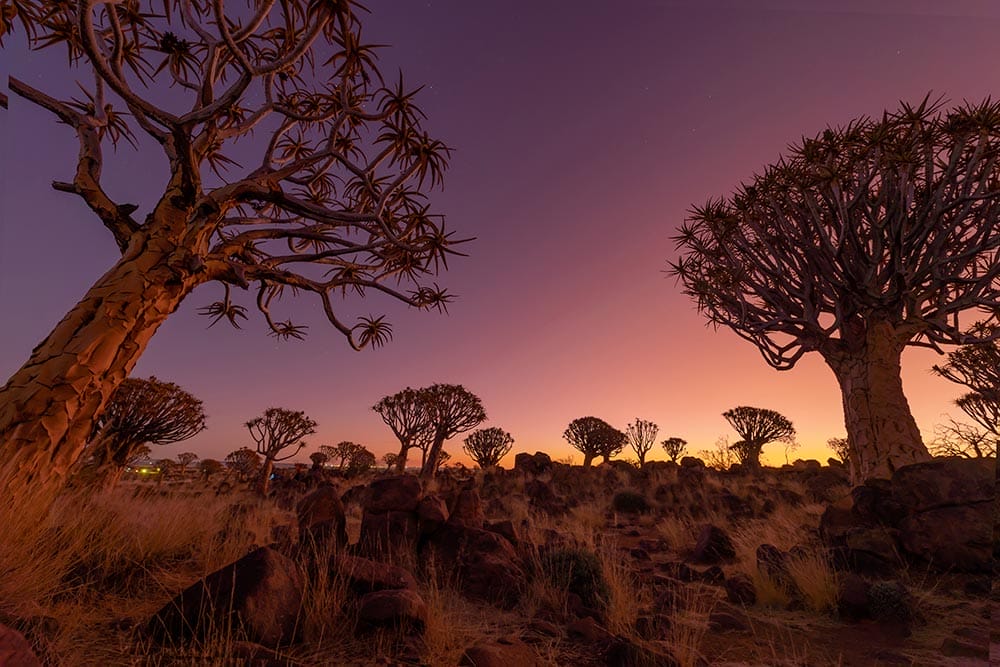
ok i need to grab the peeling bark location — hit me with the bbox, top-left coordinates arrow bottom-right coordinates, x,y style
0,234 -> 206,500
824,319 -> 931,480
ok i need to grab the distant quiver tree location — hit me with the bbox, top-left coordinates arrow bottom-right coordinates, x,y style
84,376 -> 206,486
245,407 -> 316,494
462,427 -> 514,468
0,0 -> 462,503
418,384 -> 486,479
661,437 -> 688,463
563,417 -> 626,468
373,388 -> 433,472
722,406 -> 796,469
670,97 -> 1000,479
625,418 -> 659,467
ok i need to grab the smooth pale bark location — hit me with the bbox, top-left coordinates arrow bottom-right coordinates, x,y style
0,232 -> 205,501
824,320 -> 930,480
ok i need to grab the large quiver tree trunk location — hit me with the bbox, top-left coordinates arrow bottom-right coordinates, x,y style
0,234 -> 203,501
824,318 -> 930,480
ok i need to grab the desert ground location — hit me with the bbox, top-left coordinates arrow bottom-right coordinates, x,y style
1,453 -> 994,666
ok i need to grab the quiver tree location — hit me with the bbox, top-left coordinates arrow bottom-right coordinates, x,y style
373,387 -> 433,472
176,452 -> 199,470
933,330 -> 999,444
245,407 -> 316,494
344,445 -> 376,477
722,406 -> 795,469
563,417 -> 626,468
625,418 -> 659,467
83,376 -> 206,487
224,447 -> 261,482
381,452 -> 399,472
670,97 -> 1000,479
661,437 -> 688,463
0,0 -> 462,503
309,450 -> 329,471
325,440 -> 365,471
199,458 -> 224,480
418,384 -> 486,479
462,427 -> 514,468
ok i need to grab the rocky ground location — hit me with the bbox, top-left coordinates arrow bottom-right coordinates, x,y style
1,454 -> 995,666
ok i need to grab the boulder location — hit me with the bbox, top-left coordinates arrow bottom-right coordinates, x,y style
459,638 -> 542,667
148,546 -> 302,648
836,573 -> 871,621
0,624 -> 42,667
358,510 -> 419,558
365,475 -> 422,513
514,451 -> 554,476
690,524 -> 735,564
420,524 -> 526,608
725,573 -> 756,606
891,458 -> 993,512
332,554 -> 417,595
356,588 -> 427,633
448,488 -> 486,528
897,502 -> 992,572
295,485 -> 347,551
416,494 -> 449,535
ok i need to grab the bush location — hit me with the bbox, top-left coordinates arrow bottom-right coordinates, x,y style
541,547 -> 610,610
612,490 -> 650,514
867,580 -> 913,624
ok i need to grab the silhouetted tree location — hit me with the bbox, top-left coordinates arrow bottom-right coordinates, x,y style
199,458 -> 224,481
564,417 -> 626,468
625,419 -> 659,466
224,447 -> 261,482
463,427 -> 514,468
699,436 -> 736,471
661,437 -> 688,463
670,98 -> 1000,479
177,452 -> 198,470
931,417 -> 997,459
722,407 -> 796,469
1,0 -> 462,503
309,451 -> 329,471
373,388 -> 434,472
344,446 -> 376,477
326,441 -> 366,471
83,377 -> 206,487
418,385 -> 486,479
381,452 -> 399,472
245,408 -> 316,494
932,327 -> 1000,399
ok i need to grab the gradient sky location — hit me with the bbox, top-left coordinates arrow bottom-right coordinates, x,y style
2,1 -> 999,467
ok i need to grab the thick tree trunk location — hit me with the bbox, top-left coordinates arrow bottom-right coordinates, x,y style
420,436 -> 445,480
394,444 -> 409,472
824,320 -> 930,480
0,233 -> 203,502
257,458 -> 274,495
582,453 -> 595,468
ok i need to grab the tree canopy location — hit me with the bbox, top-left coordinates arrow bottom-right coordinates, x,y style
462,426 -> 514,468
563,417 -> 625,468
722,406 -> 796,468
670,97 -> 1000,478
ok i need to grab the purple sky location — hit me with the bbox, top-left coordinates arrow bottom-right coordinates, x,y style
2,1 -> 999,466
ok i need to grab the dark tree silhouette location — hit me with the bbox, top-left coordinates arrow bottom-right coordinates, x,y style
1,0 -> 463,502
245,408 -> 316,494
224,447 -> 261,482
670,98 -> 1000,479
325,441 -> 365,471
564,417 -> 625,468
722,407 -> 796,469
625,418 -> 659,466
199,458 -> 224,480
309,450 -> 329,471
463,427 -> 514,468
344,445 -> 376,477
661,437 -> 688,463
931,328 -> 999,457
176,452 -> 198,470
84,377 -> 206,486
932,329 -> 1000,399
373,388 -> 433,472
381,452 -> 399,472
931,416 -> 997,459
419,385 -> 486,479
